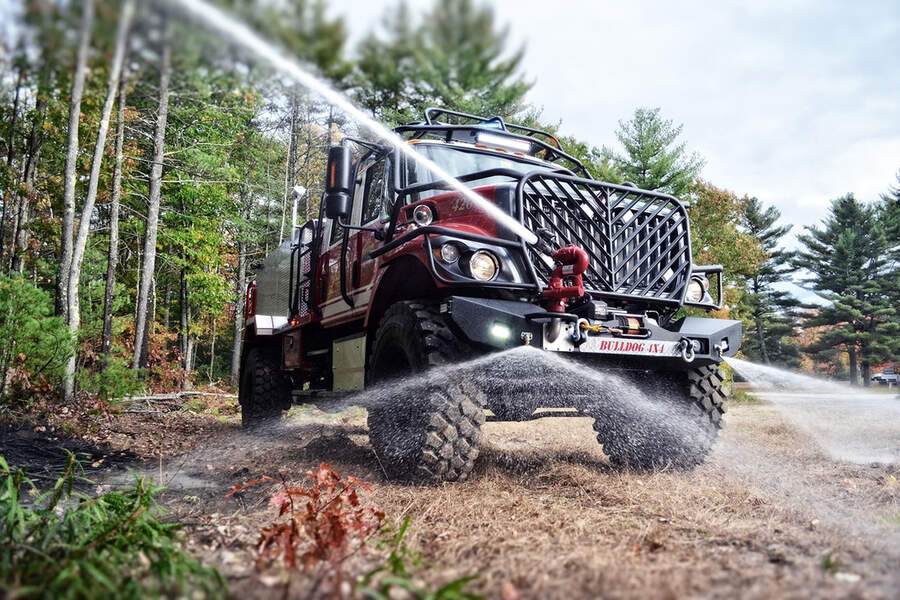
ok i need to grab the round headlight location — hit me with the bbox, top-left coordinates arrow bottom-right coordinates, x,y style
412,204 -> 433,226
469,250 -> 499,281
685,277 -> 705,303
440,243 -> 460,263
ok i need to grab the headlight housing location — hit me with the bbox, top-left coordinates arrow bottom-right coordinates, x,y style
685,276 -> 707,303
469,250 -> 499,281
412,204 -> 433,226
440,243 -> 460,263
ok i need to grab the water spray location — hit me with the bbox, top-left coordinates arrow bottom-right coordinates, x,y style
166,0 -> 538,246
725,356 -> 900,464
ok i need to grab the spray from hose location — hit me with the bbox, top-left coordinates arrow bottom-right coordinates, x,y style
166,0 -> 538,246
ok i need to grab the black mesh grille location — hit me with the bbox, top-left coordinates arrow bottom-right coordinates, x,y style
519,174 -> 692,305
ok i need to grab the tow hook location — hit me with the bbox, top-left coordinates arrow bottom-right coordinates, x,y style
678,338 -> 698,363
713,341 -> 726,359
571,319 -> 586,344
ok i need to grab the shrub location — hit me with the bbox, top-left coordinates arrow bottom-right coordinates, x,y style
0,275 -> 74,409
0,453 -> 225,599
229,464 -> 385,596
82,319 -> 185,395
77,350 -> 146,402
233,465 -> 481,599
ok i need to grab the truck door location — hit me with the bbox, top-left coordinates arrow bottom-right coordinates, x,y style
320,154 -> 390,326
320,164 -> 364,325
352,156 -> 389,307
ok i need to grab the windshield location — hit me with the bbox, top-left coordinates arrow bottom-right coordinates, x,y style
403,143 -> 562,200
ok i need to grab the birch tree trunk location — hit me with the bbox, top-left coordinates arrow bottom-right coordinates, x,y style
63,0 -> 133,398
208,316 -> 216,381
179,268 -> 188,360
230,190 -> 249,387
133,20 -> 171,369
57,0 -> 94,320
303,102 -> 312,220
180,271 -> 195,388
142,276 -> 155,365
279,90 -> 298,244
101,78 -> 128,354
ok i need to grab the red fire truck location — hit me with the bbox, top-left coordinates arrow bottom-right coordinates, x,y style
241,109 -> 742,481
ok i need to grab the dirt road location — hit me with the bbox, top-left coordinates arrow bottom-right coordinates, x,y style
750,390 -> 900,464
6,392 -> 899,599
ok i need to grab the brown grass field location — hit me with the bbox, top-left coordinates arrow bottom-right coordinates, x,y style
5,393 -> 899,599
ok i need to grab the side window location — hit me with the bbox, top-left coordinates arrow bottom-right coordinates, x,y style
362,159 -> 387,224
402,154 -> 419,204
329,215 -> 344,246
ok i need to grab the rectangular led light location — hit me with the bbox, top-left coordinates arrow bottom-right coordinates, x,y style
476,132 -> 533,154
490,322 -> 512,341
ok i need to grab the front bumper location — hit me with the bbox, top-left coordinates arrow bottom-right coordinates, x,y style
443,296 -> 742,368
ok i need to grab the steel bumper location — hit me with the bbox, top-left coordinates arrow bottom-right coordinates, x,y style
443,296 -> 742,367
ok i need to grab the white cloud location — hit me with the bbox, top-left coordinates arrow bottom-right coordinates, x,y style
328,0 -> 899,250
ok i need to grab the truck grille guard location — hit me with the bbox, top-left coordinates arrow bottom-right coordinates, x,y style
516,173 -> 693,307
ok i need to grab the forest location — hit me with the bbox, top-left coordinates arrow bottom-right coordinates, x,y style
0,0 -> 898,413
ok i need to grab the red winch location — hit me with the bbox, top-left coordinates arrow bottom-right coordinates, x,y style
541,244 -> 589,312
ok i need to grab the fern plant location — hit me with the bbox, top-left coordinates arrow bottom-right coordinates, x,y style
0,452 -> 225,599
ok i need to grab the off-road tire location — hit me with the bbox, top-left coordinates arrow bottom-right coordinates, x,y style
591,364 -> 728,470
685,365 -> 728,426
239,347 -> 291,429
366,301 -> 486,482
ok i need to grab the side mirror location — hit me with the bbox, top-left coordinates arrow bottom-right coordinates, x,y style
324,145 -> 352,220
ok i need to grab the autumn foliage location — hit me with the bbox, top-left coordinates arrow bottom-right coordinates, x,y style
228,464 -> 384,593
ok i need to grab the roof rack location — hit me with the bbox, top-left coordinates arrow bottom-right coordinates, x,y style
424,107 -> 562,149
396,107 -> 591,178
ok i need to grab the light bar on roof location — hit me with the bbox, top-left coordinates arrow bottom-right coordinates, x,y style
476,132 -> 533,153
480,117 -> 506,130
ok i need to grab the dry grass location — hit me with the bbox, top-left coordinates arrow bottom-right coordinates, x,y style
18,394 -> 896,599
127,402 -> 897,599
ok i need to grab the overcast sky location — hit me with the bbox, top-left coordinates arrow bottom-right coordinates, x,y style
328,0 -> 900,252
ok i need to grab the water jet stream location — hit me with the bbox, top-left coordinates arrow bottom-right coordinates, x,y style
166,0 -> 538,245
725,357 -> 900,464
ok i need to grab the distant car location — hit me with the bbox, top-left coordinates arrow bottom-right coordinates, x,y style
871,369 -> 898,385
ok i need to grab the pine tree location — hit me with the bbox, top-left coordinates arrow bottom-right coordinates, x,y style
795,194 -> 899,384
602,107 -> 705,197
881,171 -> 900,257
354,0 -> 531,125
740,198 -> 800,366
355,1 -> 418,122
227,0 -> 351,84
